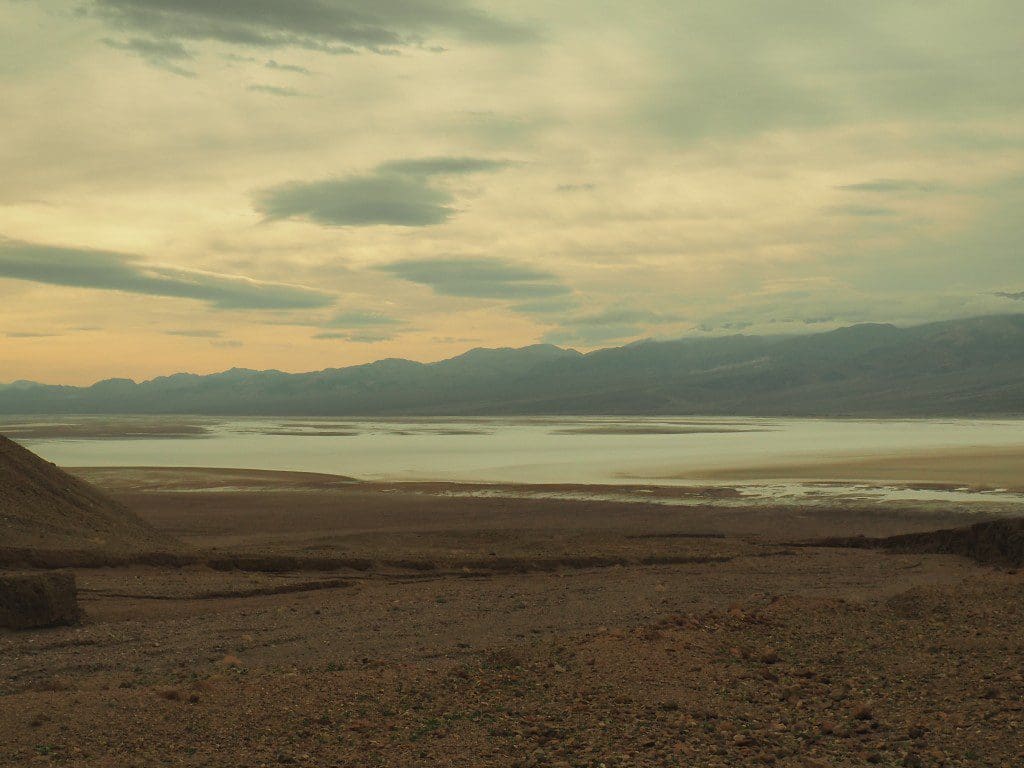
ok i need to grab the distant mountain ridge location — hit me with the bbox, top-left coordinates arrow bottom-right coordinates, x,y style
3,315 -> 1024,417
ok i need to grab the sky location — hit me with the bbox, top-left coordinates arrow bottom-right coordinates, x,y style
1,0 -> 1023,384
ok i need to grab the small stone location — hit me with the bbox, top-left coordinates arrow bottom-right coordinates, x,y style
829,685 -> 850,701
853,703 -> 874,721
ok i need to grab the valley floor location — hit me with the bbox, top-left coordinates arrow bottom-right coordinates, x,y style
1,469 -> 1022,767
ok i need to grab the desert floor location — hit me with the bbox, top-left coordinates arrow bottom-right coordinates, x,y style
2,468 -> 1023,767
682,445 -> 1024,491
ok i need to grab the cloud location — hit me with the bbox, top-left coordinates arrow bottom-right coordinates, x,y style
88,0 -> 531,57
377,157 -> 508,176
801,316 -> 837,325
258,176 -> 448,226
5,331 -> 61,338
314,309 -> 404,342
255,156 -> 507,227
572,307 -> 684,326
103,36 -> 196,77
379,257 -> 570,299
697,321 -> 754,333
265,60 -> 311,75
995,291 -> 1024,301
324,310 -> 404,327
510,296 -> 579,316
314,330 -> 393,343
826,204 -> 899,217
0,237 -> 335,310
247,83 -> 304,97
641,50 -> 832,144
636,2 -> 1024,144
543,306 -> 686,346
165,329 -> 222,338
837,179 -> 943,194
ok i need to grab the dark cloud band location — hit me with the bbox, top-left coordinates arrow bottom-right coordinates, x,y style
255,156 -> 507,227
0,238 -> 334,310
91,0 -> 531,57
378,257 -> 569,299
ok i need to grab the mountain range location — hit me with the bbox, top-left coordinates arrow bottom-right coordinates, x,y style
3,314 -> 1024,417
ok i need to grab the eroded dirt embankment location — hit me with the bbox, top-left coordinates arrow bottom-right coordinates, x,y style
810,518 -> 1024,567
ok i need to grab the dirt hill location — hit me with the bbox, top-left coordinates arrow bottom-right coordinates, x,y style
0,435 -> 179,565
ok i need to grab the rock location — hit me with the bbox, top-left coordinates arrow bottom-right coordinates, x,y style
780,684 -> 802,703
852,702 -> 874,721
760,648 -> 780,664
829,685 -> 850,701
0,570 -> 80,629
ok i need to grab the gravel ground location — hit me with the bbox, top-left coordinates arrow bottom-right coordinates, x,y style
1,468 -> 1021,766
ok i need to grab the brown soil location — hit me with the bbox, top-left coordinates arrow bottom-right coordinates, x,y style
1,465 -> 1023,766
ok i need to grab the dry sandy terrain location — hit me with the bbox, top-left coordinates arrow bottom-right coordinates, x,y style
2,467 -> 1023,767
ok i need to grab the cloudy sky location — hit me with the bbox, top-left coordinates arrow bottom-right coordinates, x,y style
1,0 -> 1023,384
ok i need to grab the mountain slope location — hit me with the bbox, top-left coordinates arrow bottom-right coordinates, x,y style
0,435 -> 177,558
1,315 -> 1023,416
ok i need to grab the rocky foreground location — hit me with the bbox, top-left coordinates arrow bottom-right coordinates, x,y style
2,567 -> 1022,767
1,467 -> 1023,767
